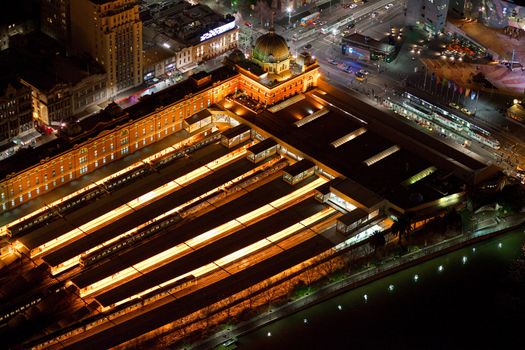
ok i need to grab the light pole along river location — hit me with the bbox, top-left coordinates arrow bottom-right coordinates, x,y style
238,228 -> 525,350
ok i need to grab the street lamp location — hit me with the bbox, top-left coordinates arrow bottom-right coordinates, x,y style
287,6 -> 292,26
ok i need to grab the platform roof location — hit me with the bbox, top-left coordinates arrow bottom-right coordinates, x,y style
283,159 -> 315,177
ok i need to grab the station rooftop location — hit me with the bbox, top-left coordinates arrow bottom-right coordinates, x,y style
226,82 -> 495,212
142,0 -> 237,48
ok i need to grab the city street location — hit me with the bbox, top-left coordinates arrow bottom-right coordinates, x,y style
134,0 -> 524,178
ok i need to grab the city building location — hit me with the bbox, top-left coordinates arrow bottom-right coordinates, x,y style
71,0 -> 143,96
406,0 -> 449,33
4,32 -> 108,127
0,27 -> 503,349
0,28 -> 494,225
451,0 -> 525,30
0,29 -> 318,214
141,1 -> 238,79
40,0 -> 71,46
0,79 -> 34,149
20,56 -> 107,126
0,15 -> 37,51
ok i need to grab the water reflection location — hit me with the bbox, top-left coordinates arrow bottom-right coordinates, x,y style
238,230 -> 525,350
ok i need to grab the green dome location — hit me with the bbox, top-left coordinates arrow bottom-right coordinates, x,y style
253,31 -> 290,63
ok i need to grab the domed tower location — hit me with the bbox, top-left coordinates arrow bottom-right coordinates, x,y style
252,29 -> 291,75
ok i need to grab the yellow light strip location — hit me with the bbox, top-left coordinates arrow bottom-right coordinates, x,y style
80,177 -> 326,296
108,207 -> 334,308
32,148 -> 249,257
2,134 -> 207,237
51,150 -> 269,274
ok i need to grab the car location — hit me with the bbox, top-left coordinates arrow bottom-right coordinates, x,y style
385,3 -> 394,9
328,58 -> 338,65
449,102 -> 460,109
347,23 -> 355,29
350,4 -> 357,8
461,107 -> 473,116
304,43 -> 312,50
359,69 -> 369,75
355,71 -> 366,81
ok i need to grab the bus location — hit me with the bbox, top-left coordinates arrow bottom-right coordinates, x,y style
300,12 -> 320,26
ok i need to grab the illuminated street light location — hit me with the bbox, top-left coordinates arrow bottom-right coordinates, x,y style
363,294 -> 368,302
498,242 -> 502,248
287,7 -> 292,26
388,284 -> 395,292
267,332 -> 272,337
438,265 -> 444,272
337,305 -> 342,310
462,256 -> 468,264
414,274 -> 419,282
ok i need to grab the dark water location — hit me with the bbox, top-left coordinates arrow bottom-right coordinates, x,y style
238,230 -> 525,350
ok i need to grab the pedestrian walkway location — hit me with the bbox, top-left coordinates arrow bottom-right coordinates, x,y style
448,18 -> 525,62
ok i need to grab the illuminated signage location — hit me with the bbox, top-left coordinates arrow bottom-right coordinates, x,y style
200,21 -> 236,42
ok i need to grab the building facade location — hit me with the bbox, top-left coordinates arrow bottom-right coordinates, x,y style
22,81 -> 71,127
22,71 -> 108,126
406,0 -> 450,33
142,1 -> 239,79
71,0 -> 143,96
0,31 -> 319,214
0,80 -> 33,147
41,0 -> 71,45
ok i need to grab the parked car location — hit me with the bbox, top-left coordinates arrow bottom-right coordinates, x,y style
461,107 -> 473,116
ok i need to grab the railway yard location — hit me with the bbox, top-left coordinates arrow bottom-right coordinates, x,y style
0,85 -> 496,349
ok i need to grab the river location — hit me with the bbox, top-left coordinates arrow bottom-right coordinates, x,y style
237,229 -> 525,349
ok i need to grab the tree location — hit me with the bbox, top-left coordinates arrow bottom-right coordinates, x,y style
370,230 -> 386,254
391,214 -> 413,245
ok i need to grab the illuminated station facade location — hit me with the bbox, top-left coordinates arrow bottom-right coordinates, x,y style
0,29 -> 319,214
0,29 -> 499,348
